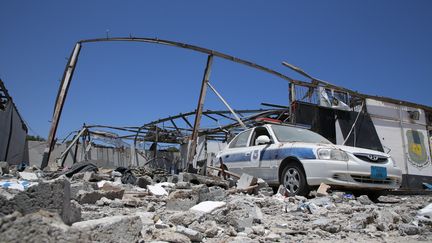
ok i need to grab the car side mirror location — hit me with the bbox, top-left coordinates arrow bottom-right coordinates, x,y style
256,135 -> 271,145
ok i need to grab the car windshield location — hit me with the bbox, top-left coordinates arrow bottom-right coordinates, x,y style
271,125 -> 332,144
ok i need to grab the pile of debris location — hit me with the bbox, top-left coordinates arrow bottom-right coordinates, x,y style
1,161 -> 432,242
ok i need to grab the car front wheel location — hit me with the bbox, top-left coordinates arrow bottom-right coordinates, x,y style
281,164 -> 309,196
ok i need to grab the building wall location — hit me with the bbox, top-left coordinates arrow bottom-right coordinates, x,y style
0,101 -> 27,165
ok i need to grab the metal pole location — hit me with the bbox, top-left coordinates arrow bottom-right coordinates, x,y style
207,82 -> 246,128
188,55 -> 213,167
41,43 -> 82,169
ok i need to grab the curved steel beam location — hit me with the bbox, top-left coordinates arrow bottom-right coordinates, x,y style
43,36 -> 307,169
79,37 -> 303,85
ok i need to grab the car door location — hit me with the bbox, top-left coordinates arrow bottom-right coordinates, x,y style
220,129 -> 253,173
246,126 -> 278,180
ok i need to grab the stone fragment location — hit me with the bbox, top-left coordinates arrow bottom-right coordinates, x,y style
109,198 -> 124,208
70,181 -> 98,200
236,173 -> 257,192
168,211 -> 203,226
357,195 -> 373,205
152,229 -> 191,243
136,175 -> 153,188
190,201 -> 226,214
95,196 -> 112,206
167,189 -> 199,211
179,172 -> 229,189
155,219 -> 170,229
224,198 -> 263,231
265,233 -> 281,241
176,225 -> 204,242
374,208 -> 400,231
316,182 -> 330,196
252,225 -> 265,236
399,223 -> 420,235
72,214 -> 142,243
176,182 -> 192,189
77,184 -> 124,204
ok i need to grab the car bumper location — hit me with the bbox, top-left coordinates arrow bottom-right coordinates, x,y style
301,159 -> 402,190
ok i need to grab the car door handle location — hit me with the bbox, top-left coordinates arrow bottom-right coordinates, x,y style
245,152 -> 251,156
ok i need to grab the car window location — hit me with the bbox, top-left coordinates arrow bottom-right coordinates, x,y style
250,127 -> 272,146
229,130 -> 252,148
271,124 -> 332,144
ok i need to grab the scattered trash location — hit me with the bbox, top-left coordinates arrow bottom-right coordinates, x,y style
63,161 -> 98,177
0,179 -> 38,191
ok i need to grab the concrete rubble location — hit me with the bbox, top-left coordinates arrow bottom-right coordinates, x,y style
0,166 -> 432,242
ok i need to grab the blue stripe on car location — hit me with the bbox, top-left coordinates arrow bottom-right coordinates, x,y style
223,147 -> 315,163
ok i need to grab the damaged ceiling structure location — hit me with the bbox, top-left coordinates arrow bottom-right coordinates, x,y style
1,36 -> 432,243
42,36 -> 432,190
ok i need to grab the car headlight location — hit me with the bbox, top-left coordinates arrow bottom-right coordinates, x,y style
317,148 -> 349,161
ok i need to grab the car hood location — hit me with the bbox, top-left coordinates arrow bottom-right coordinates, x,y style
332,144 -> 390,157
285,142 -> 390,158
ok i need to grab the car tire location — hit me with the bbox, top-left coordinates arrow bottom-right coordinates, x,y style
281,163 -> 309,196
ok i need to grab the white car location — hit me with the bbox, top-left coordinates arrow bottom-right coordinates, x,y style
215,124 -> 402,198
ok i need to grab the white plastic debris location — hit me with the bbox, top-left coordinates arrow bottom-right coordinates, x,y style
147,184 -> 168,196
190,201 -> 226,214
19,172 -> 38,181
417,203 -> 432,222
0,180 -> 38,191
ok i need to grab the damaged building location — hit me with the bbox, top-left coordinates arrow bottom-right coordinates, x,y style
1,37 -> 432,242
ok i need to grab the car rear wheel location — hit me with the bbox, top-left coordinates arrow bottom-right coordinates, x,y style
281,164 -> 309,196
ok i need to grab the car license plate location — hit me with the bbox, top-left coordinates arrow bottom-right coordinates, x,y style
371,166 -> 387,180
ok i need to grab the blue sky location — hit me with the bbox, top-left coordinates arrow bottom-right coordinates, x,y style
1,1 -> 431,139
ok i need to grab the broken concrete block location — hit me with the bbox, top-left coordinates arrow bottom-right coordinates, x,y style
0,176 -> 80,225
190,201 -> 226,214
0,210 -> 89,243
152,229 -> 191,243
399,223 -> 420,235
317,182 -> 330,196
179,172 -> 229,189
236,173 -> 257,191
205,186 -> 227,201
357,195 -> 373,205
77,184 -> 124,204
82,171 -> 110,182
136,175 -> 153,188
176,182 -> 192,189
72,214 -> 143,243
96,196 -> 112,206
176,225 -> 204,242
70,181 -> 98,200
225,198 -> 263,231
167,189 -> 199,211
168,211 -> 204,226
18,172 -> 38,181
147,184 -> 168,196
